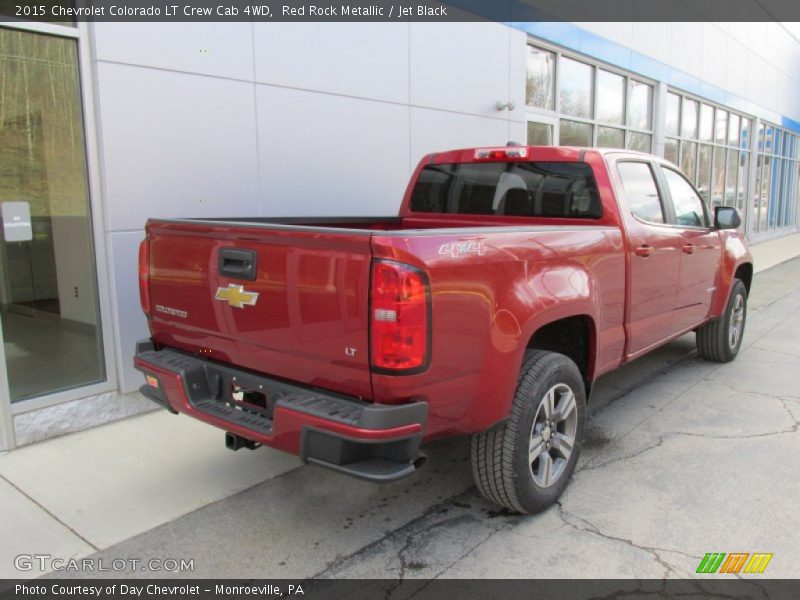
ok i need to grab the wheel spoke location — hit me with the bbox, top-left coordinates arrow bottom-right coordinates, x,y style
529,435 -> 544,462
537,452 -> 553,486
554,390 -> 576,422
551,432 -> 574,459
543,389 -> 555,420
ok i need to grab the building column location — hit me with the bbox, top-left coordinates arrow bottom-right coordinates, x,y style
746,118 -> 760,239
652,81 -> 668,159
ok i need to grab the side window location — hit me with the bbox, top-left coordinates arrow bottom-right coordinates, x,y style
617,162 -> 665,224
662,167 -> 709,228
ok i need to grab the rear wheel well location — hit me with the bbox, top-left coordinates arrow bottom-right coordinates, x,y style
734,263 -> 753,295
527,315 -> 593,396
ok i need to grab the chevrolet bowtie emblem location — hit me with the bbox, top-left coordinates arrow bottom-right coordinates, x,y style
215,284 -> 259,309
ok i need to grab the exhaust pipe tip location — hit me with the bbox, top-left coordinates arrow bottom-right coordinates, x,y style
412,454 -> 428,470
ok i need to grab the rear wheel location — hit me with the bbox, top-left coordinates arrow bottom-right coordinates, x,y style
471,350 -> 585,514
696,279 -> 747,363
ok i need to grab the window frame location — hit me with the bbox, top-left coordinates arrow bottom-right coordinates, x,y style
655,164 -> 712,230
615,159 -> 672,227
524,40 -> 656,152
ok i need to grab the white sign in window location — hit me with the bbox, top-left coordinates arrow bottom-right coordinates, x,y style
1,201 -> 33,242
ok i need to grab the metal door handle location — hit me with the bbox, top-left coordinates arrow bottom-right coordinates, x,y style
682,244 -> 695,254
635,245 -> 653,258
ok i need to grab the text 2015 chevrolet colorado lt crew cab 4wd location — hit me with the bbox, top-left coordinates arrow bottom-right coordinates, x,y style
134,145 -> 752,514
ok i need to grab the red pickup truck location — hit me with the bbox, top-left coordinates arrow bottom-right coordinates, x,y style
134,145 -> 752,514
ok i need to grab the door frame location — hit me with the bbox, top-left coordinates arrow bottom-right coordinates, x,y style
0,21 -> 119,426
0,322 -> 12,451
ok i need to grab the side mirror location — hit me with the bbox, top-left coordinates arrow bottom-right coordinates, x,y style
714,206 -> 741,230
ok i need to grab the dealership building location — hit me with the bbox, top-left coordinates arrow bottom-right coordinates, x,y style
0,15 -> 799,451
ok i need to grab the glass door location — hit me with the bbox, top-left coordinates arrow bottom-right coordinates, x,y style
0,28 -> 105,404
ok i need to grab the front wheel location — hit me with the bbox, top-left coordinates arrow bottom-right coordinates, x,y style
696,279 -> 747,363
471,350 -> 586,514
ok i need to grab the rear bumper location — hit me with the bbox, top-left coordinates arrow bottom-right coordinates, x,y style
133,340 -> 428,482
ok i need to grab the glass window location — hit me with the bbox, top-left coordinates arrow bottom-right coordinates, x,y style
665,138 -> 679,164
725,149 -> 739,208
597,126 -> 624,148
627,80 -> 652,130
682,98 -> 698,138
680,141 -> 697,183
596,69 -> 624,124
699,104 -> 714,142
697,144 -> 713,203
559,119 -> 592,146
627,132 -> 651,153
665,92 -> 680,137
527,121 -> 553,145
663,168 -> 708,228
617,162 -> 664,223
737,152 -> 749,212
711,146 -> 726,208
559,57 -> 593,118
728,113 -> 740,146
741,118 -> 752,150
409,162 -> 602,219
0,29 -> 105,402
526,46 -> 556,111
715,109 -> 728,145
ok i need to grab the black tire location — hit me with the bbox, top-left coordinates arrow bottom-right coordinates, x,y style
696,279 -> 747,363
471,350 -> 586,514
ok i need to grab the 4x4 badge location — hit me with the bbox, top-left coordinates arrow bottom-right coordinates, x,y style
215,284 -> 259,309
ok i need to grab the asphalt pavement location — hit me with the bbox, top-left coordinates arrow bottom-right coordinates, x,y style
56,257 -> 800,581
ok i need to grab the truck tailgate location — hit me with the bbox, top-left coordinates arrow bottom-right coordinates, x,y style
144,220 -> 373,399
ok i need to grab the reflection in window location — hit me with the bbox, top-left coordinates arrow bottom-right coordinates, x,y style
665,92 -> 680,137
0,29 -> 104,402
665,139 -> 679,164
697,144 -> 713,203
596,69 -> 624,124
711,146 -> 726,207
663,168 -> 707,227
627,80 -> 652,130
559,119 -> 592,146
559,57 -> 593,118
526,46 -> 555,111
682,98 -> 698,138
699,104 -> 714,142
725,149 -> 739,208
680,141 -> 697,182
627,132 -> 651,153
728,113 -> 740,146
715,110 -> 728,145
527,121 -> 552,145
737,152 -> 750,212
597,126 -> 624,149
409,162 -> 602,219
617,162 -> 664,223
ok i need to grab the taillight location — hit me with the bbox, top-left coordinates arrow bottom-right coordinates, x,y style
138,238 -> 151,316
370,260 -> 430,372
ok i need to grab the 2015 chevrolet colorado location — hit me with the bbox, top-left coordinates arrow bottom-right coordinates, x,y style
134,145 -> 752,514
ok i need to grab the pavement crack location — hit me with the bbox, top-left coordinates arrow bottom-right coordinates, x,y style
554,501 -> 700,578
307,485 -> 476,580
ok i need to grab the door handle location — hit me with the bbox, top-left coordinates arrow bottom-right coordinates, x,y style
219,248 -> 257,280
682,244 -> 695,254
635,245 -> 653,258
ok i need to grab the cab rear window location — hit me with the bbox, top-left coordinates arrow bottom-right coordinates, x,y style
410,162 -> 602,218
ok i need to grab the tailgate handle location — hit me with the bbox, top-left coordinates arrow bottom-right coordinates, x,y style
219,248 -> 257,280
